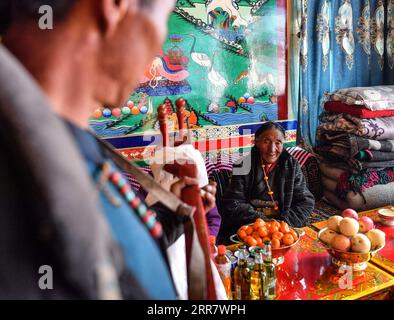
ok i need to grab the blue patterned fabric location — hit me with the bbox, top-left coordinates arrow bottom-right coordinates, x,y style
296,0 -> 394,145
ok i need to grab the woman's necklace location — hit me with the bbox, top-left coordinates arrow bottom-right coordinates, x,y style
261,162 -> 279,212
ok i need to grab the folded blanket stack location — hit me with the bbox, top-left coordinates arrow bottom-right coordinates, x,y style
315,86 -> 394,210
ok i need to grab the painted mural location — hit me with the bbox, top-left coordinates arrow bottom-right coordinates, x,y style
89,0 -> 293,164
90,0 -> 288,141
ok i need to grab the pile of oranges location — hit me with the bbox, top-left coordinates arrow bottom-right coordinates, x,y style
237,218 -> 299,249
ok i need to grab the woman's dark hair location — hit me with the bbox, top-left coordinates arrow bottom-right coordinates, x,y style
254,121 -> 286,141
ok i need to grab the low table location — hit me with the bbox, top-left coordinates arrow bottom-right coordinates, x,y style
227,227 -> 394,300
276,227 -> 394,299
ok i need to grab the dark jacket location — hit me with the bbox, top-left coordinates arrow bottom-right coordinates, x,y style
220,147 -> 315,242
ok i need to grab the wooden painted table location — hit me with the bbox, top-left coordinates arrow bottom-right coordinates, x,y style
227,227 -> 394,300
276,227 -> 394,299
312,207 -> 394,276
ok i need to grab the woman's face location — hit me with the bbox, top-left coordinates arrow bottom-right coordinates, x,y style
256,128 -> 284,164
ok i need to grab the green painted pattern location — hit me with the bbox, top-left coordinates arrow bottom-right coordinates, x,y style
91,0 -> 287,137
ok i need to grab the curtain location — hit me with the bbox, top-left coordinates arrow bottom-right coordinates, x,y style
295,0 -> 394,146
289,0 -> 302,119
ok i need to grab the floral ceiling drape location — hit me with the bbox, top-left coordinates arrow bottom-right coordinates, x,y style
294,0 -> 394,145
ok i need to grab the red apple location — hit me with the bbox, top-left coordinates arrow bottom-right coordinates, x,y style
342,208 -> 359,220
359,217 -> 374,233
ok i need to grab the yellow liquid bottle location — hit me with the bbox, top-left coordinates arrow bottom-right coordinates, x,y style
263,240 -> 277,300
233,245 -> 250,300
250,248 -> 267,300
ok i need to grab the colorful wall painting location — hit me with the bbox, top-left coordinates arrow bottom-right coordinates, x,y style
90,0 -> 293,162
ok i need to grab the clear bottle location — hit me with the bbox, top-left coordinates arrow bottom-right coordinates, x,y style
233,245 -> 250,300
214,245 -> 232,300
262,240 -> 277,300
250,247 -> 267,300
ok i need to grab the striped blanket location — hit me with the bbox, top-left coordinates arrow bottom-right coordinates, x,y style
286,146 -> 312,166
318,112 -> 394,140
124,147 -> 313,192
317,132 -> 394,158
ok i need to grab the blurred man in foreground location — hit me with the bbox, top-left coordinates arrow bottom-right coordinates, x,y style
0,0 -> 216,299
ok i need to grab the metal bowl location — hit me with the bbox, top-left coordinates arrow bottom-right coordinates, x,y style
230,227 -> 305,265
317,227 -> 384,271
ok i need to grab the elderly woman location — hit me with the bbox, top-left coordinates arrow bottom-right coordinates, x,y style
220,122 -> 315,242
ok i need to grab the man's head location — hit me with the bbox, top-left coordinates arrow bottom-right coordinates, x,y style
254,122 -> 285,164
2,0 -> 176,122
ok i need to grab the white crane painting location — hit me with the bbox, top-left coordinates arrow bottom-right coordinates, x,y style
188,34 -> 212,68
208,51 -> 228,89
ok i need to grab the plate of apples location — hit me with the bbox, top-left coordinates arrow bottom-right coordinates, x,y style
317,208 -> 386,271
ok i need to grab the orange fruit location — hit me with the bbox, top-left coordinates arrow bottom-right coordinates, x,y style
272,220 -> 281,229
238,229 -> 247,240
280,222 -> 290,234
263,236 -> 271,242
252,232 -> 260,240
245,236 -> 258,247
270,224 -> 280,234
272,231 -> 284,240
283,233 -> 295,246
245,226 -> 254,235
256,237 -> 263,246
254,218 -> 266,229
257,226 -> 268,238
271,238 -> 281,249
289,229 -> 298,241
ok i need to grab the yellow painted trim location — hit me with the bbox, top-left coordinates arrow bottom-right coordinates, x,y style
102,119 -> 297,140
371,258 -> 394,277
114,135 -> 256,151
112,136 -> 297,152
342,263 -> 394,300
117,147 -> 256,156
